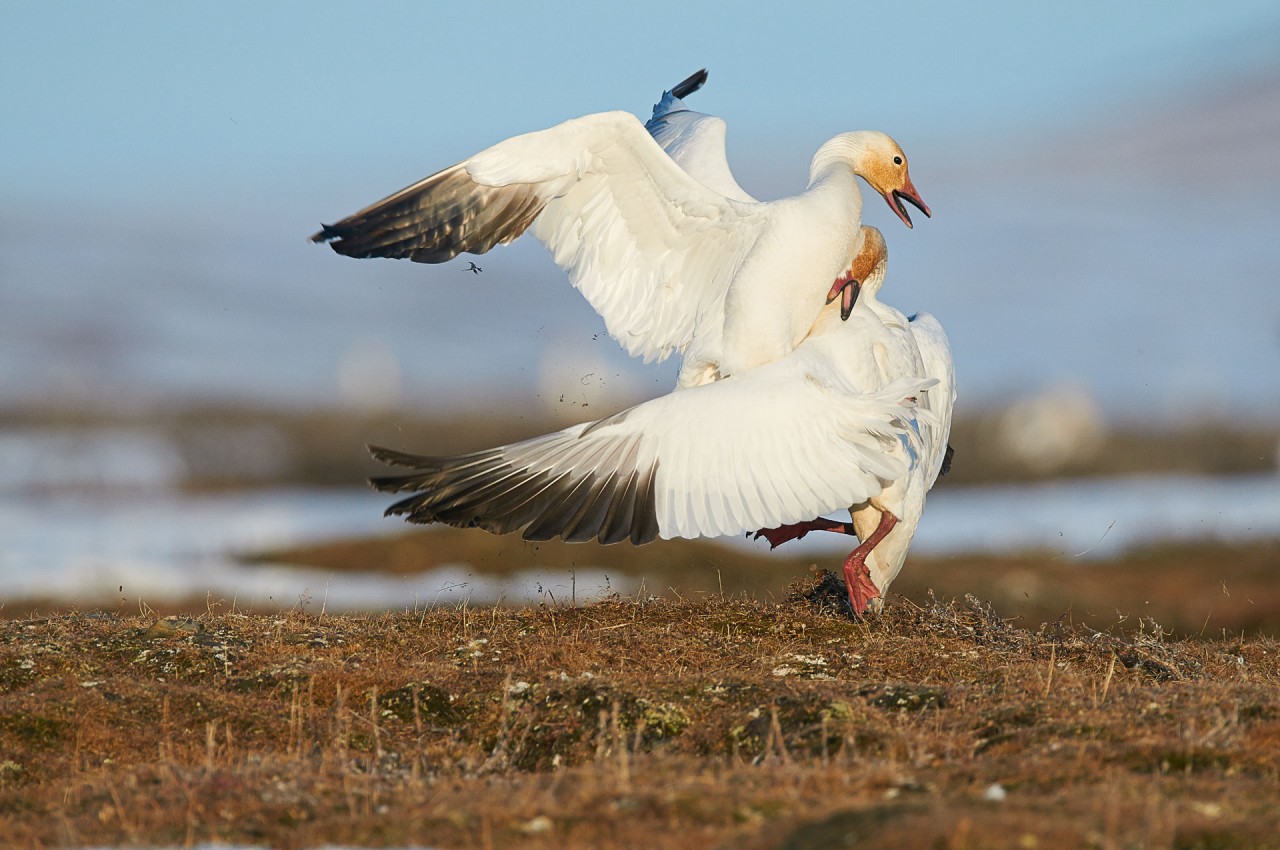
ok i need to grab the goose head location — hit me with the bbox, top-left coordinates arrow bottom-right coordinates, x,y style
826,226 -> 888,320
848,225 -> 888,294
813,132 -> 931,228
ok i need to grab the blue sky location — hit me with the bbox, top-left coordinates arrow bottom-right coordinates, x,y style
4,1 -> 1278,216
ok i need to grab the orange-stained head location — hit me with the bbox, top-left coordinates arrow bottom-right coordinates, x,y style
854,133 -> 931,228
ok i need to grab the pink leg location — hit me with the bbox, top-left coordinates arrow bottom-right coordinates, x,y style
842,509 -> 899,615
753,517 -> 855,550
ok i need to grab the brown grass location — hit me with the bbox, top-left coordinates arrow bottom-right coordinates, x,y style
2,587 -> 1279,849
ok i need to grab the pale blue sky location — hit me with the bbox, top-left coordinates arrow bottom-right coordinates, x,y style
4,0 -> 1278,216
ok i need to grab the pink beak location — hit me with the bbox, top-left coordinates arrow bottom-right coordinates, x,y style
882,173 -> 931,229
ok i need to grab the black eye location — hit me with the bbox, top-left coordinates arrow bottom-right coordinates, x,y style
893,155 -> 903,166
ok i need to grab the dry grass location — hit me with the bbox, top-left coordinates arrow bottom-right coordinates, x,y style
2,585 -> 1278,849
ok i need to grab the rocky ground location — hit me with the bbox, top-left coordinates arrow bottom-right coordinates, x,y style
2,576 -> 1278,849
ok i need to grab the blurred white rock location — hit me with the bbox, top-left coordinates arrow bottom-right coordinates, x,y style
998,384 -> 1106,473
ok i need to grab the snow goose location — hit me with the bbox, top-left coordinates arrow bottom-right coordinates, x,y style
755,226 -> 956,613
367,228 -> 945,614
311,71 -> 929,388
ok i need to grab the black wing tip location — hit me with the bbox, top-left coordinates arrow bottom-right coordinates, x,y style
369,475 -> 401,494
670,68 -> 708,100
312,223 -> 376,259
310,223 -> 342,244
367,444 -> 408,467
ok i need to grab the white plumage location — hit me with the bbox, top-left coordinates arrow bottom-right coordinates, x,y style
644,70 -> 758,203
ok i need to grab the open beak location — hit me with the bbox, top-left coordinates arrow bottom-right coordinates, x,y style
840,280 -> 861,321
882,174 -> 931,229
826,278 -> 862,321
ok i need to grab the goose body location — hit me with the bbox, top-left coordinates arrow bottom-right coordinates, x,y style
312,71 -> 929,389
369,228 -> 951,616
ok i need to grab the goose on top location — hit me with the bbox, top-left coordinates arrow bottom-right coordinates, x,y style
311,69 -> 929,389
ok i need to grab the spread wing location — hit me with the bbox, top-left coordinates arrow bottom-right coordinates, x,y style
907,312 -> 956,486
371,356 -> 931,545
312,110 -> 769,364
644,69 -> 758,203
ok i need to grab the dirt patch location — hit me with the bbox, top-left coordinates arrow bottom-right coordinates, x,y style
2,588 -> 1278,849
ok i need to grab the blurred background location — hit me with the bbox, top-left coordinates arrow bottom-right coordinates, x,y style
3,1 -> 1278,631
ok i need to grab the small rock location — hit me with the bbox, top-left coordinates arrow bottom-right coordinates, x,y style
519,815 -> 552,835
984,783 -> 1007,802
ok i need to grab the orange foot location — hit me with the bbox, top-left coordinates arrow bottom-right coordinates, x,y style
842,551 -> 881,615
840,508 -> 900,615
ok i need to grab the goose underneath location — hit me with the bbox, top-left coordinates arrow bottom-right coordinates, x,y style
754,226 -> 955,613
368,227 -> 950,613
311,70 -> 929,389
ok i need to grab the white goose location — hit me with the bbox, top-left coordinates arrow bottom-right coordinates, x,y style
755,226 -> 955,612
311,70 -> 929,389
370,227 -> 954,615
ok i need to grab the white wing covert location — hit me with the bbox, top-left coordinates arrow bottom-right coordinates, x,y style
371,357 -> 932,545
644,69 -> 757,203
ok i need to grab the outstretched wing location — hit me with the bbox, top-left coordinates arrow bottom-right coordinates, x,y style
644,69 -> 757,203
371,358 -> 931,545
907,312 -> 956,486
313,110 -> 768,364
